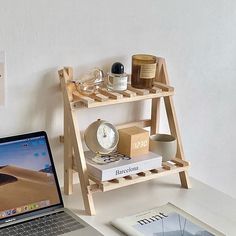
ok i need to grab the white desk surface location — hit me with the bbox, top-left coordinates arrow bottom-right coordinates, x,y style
62,175 -> 236,236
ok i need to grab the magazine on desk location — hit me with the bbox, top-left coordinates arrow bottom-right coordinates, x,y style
111,203 -> 225,236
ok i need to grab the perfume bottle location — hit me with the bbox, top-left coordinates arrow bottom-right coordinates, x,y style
131,54 -> 157,89
107,62 -> 128,92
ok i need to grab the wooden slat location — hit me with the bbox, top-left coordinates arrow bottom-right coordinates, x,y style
98,88 -> 123,99
171,158 -> 189,167
87,184 -> 101,193
150,168 -> 163,173
120,90 -> 136,97
88,174 -> 101,185
162,162 -> 176,170
127,84 -> 149,95
124,175 -> 138,180
73,91 -> 95,105
149,87 -> 162,94
108,178 -> 125,183
153,82 -> 174,92
100,165 -> 189,192
73,90 -> 174,108
137,171 -> 152,177
87,93 -> 109,102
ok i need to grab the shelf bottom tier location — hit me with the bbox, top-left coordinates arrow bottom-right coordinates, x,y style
87,158 -> 190,193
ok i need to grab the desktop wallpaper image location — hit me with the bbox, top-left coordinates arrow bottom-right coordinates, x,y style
0,137 -> 60,213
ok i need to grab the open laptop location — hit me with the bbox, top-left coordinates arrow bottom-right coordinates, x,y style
0,131 -> 103,236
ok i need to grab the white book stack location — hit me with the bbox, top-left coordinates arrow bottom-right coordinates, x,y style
85,152 -> 162,181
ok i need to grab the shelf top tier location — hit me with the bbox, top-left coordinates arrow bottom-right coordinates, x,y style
58,65 -> 174,109
66,81 -> 174,109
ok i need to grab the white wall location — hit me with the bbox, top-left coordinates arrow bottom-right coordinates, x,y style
0,0 -> 235,198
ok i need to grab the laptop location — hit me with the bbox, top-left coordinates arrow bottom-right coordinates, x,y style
0,131 -> 103,236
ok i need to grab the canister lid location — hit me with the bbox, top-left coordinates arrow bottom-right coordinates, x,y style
111,62 -> 124,74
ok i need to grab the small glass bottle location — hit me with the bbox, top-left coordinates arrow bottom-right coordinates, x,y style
131,54 -> 157,89
76,68 -> 104,95
107,62 -> 128,92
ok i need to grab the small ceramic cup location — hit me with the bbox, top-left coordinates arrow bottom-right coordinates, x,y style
149,134 -> 177,162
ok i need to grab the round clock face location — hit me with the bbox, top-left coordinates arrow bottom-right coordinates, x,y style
97,123 -> 117,150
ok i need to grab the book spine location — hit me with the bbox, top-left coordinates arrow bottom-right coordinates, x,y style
101,158 -> 162,181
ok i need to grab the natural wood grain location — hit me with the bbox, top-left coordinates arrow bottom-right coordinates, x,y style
72,91 -> 95,105
172,158 -> 190,167
72,90 -> 174,108
149,87 -> 162,94
127,84 -> 149,95
87,93 -> 109,102
159,59 -> 191,189
64,67 -> 73,80
63,109 -> 73,195
151,98 -> 160,135
99,165 -> 189,192
162,162 -> 177,170
120,89 -> 136,97
59,58 -> 191,214
60,69 -> 96,215
98,88 -> 123,99
153,82 -> 174,92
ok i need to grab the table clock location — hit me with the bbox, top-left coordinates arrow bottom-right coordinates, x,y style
84,119 -> 119,164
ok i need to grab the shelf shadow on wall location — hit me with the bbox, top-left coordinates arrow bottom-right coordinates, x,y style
24,67 -> 62,146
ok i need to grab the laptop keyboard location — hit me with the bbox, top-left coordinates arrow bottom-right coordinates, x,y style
0,211 -> 85,236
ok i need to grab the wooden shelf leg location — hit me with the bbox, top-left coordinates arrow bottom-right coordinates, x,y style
70,110 -> 96,215
179,171 -> 191,189
158,59 -> 191,189
163,96 -> 191,189
64,88 -> 73,195
150,59 -> 162,135
64,120 -> 73,194
60,68 -> 96,215
151,98 -> 161,135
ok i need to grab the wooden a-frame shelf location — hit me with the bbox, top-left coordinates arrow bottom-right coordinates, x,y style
58,57 -> 191,216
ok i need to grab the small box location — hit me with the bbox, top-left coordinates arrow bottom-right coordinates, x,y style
117,126 -> 149,157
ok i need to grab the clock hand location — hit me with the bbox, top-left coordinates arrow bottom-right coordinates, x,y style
103,127 -> 107,138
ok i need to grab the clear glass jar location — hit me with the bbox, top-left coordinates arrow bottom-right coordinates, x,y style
131,54 -> 157,89
76,68 -> 104,95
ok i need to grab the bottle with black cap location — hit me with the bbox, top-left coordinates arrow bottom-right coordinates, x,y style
107,62 -> 128,91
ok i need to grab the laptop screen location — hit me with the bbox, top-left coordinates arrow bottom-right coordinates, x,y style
0,132 -> 62,221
